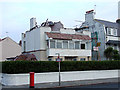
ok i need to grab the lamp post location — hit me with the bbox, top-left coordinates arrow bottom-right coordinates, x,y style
56,53 -> 61,86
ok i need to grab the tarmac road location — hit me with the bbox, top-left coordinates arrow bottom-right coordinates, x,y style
2,82 -> 120,90
2,78 -> 119,90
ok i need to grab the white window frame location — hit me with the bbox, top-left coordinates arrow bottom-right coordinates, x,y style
75,41 -> 80,49
50,40 -> 55,48
56,40 -> 62,48
107,28 -> 111,35
63,41 -> 68,49
69,41 -> 74,49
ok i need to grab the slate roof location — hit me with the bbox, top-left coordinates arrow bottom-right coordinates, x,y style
106,40 -> 120,45
46,32 -> 91,40
95,19 -> 119,29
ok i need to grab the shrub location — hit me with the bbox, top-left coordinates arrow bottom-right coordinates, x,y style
2,60 -> 120,74
104,47 -> 120,60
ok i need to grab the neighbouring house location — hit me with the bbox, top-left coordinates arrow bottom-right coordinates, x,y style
21,18 -> 92,61
77,9 -> 120,61
0,37 -> 21,61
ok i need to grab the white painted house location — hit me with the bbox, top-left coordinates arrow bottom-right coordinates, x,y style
78,9 -> 120,60
22,18 -> 92,61
0,37 -> 21,61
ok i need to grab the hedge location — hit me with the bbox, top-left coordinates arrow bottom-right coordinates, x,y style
2,60 -> 120,74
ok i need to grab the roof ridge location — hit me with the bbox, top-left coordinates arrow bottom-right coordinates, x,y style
95,19 -> 116,24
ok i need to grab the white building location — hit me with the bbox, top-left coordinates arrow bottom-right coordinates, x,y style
78,10 -> 120,60
0,37 -> 21,61
22,18 -> 92,61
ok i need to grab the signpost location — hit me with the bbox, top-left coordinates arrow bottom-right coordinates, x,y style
56,53 -> 61,86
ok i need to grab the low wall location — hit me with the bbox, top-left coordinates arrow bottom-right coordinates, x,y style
1,70 -> 118,86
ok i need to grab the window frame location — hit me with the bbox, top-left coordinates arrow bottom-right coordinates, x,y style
69,41 -> 74,49
50,40 -> 55,48
75,41 -> 80,49
56,40 -> 62,48
63,41 -> 68,49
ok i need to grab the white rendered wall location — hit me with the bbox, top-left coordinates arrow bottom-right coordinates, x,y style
25,28 -> 40,51
1,70 -> 118,86
47,49 -> 91,57
60,28 -> 75,34
22,27 -> 51,52
40,27 -> 51,49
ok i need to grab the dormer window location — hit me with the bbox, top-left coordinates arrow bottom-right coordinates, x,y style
113,29 -> 117,36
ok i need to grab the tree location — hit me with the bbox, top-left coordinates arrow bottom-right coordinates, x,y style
104,47 -> 114,60
104,47 -> 120,60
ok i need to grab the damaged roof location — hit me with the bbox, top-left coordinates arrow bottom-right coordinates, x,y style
46,32 -> 91,40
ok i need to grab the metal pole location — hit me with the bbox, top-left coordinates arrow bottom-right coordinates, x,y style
56,53 -> 61,86
59,61 -> 61,86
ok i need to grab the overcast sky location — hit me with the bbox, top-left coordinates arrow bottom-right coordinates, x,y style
0,0 -> 119,43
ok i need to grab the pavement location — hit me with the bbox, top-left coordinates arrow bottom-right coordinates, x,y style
2,78 -> 119,89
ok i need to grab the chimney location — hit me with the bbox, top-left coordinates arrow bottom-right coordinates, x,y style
30,17 -> 36,29
85,10 -> 95,23
116,1 -> 120,24
118,1 -> 120,19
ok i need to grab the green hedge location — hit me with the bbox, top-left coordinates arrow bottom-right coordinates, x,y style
2,60 -> 120,74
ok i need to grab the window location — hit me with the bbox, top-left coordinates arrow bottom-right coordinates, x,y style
69,41 -> 74,49
73,58 -> 77,61
108,28 -> 111,35
80,58 -> 86,61
57,41 -> 62,48
48,58 -> 52,61
23,41 -> 26,52
75,41 -> 79,49
63,41 -> 68,49
50,40 -> 55,48
81,44 -> 85,49
113,29 -> 117,36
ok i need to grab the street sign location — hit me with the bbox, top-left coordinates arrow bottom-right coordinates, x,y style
56,56 -> 61,62
97,42 -> 101,47
93,46 -> 99,51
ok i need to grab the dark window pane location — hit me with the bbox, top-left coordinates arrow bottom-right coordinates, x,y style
81,44 -> 85,49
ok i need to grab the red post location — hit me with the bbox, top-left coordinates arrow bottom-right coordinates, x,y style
30,72 -> 34,88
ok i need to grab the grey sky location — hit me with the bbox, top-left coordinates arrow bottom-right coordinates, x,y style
0,0 -> 119,43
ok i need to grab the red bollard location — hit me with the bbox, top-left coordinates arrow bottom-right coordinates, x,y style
30,72 -> 35,88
